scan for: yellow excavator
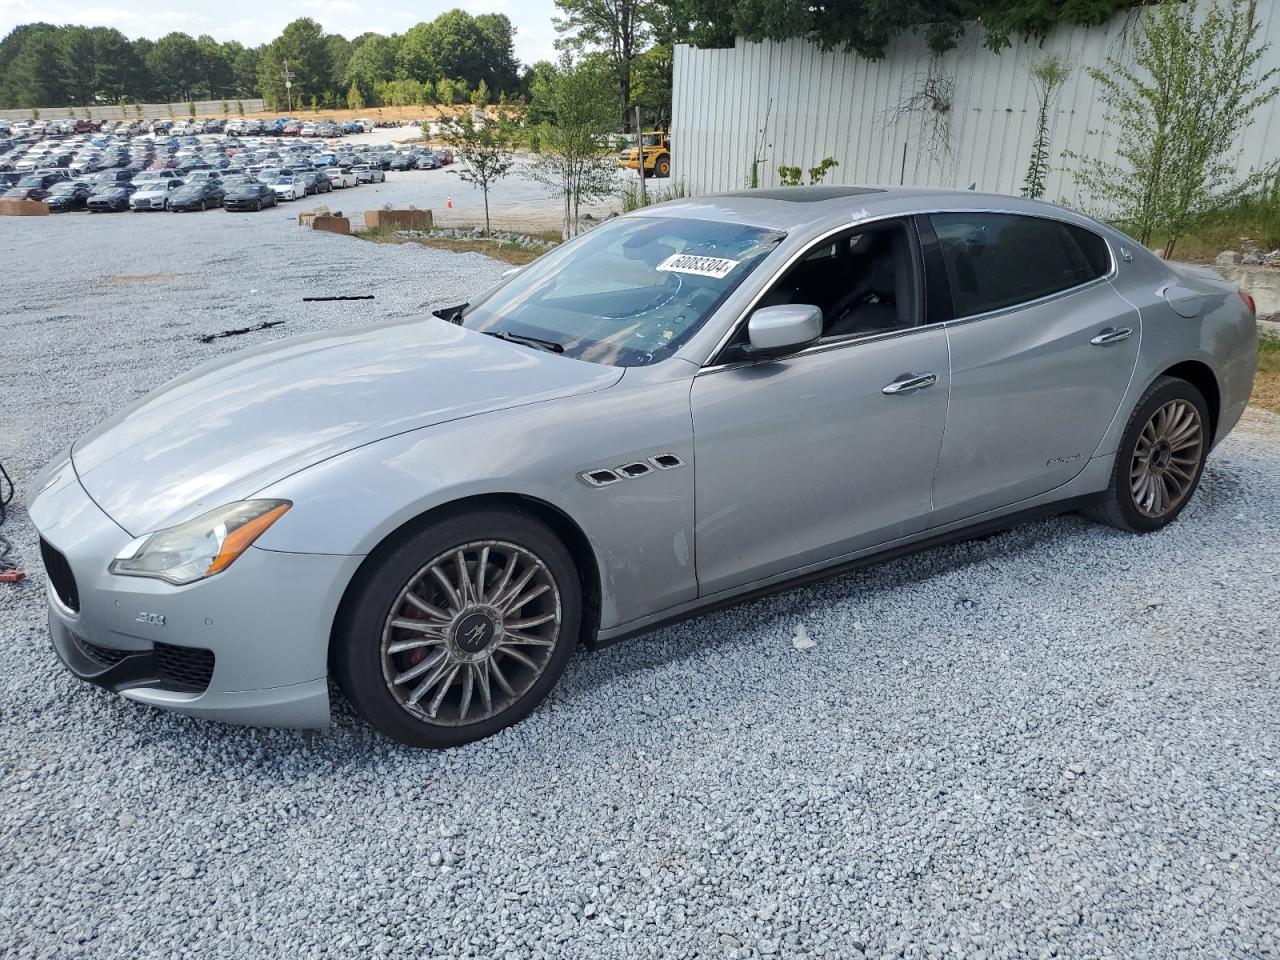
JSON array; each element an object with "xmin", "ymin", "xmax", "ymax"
[{"xmin": 619, "ymin": 130, "xmax": 672, "ymax": 178}]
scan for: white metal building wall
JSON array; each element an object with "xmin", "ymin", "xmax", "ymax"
[{"xmin": 671, "ymin": 1, "xmax": 1280, "ymax": 209}]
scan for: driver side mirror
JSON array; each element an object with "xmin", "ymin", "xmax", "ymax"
[{"xmin": 741, "ymin": 304, "xmax": 823, "ymax": 359}]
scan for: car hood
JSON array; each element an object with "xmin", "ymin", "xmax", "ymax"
[{"xmin": 71, "ymin": 318, "xmax": 623, "ymax": 535}]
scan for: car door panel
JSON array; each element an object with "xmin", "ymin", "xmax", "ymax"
[
  {"xmin": 930, "ymin": 281, "xmax": 1140, "ymax": 525},
  {"xmin": 690, "ymin": 329, "xmax": 950, "ymax": 595}
]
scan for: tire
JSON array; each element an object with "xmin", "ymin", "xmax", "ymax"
[
  {"xmin": 1083, "ymin": 375, "xmax": 1211, "ymax": 533},
  {"xmin": 253, "ymin": 200, "xmax": 262, "ymax": 211},
  {"xmin": 333, "ymin": 508, "xmax": 582, "ymax": 748},
  {"xmin": 199, "ymin": 199, "xmax": 206, "ymax": 211},
  {"xmin": 656, "ymin": 154, "xmax": 671, "ymax": 177}
]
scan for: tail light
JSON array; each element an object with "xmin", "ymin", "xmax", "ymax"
[{"xmin": 1240, "ymin": 290, "xmax": 1256, "ymax": 316}]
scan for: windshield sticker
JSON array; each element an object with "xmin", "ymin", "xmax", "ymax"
[{"xmin": 656, "ymin": 254, "xmax": 741, "ymax": 279}]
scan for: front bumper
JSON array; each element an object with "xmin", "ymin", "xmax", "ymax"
[
  {"xmin": 28, "ymin": 457, "xmax": 364, "ymax": 729},
  {"xmin": 132, "ymin": 197, "xmax": 167, "ymax": 210}
]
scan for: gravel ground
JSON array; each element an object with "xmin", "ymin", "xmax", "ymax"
[{"xmin": 2, "ymin": 210, "xmax": 1280, "ymax": 960}]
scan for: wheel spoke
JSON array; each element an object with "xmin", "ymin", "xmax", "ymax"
[
  {"xmin": 426, "ymin": 665, "xmax": 460, "ymax": 718},
  {"xmin": 407, "ymin": 656, "xmax": 455, "ymax": 706},
  {"xmin": 475, "ymin": 546, "xmax": 490, "ymax": 601},
  {"xmin": 458, "ymin": 664, "xmax": 475, "ymax": 721},
  {"xmin": 502, "ymin": 632, "xmax": 556, "ymax": 649},
  {"xmin": 430, "ymin": 565, "xmax": 462, "ymax": 613},
  {"xmin": 489, "ymin": 656, "xmax": 516, "ymax": 697},
  {"xmin": 403, "ymin": 592, "xmax": 450, "ymax": 621},
  {"xmin": 505, "ymin": 612, "xmax": 557, "ymax": 630},
  {"xmin": 485, "ymin": 555, "xmax": 517, "ymax": 604},
  {"xmin": 495, "ymin": 565, "xmax": 538, "ymax": 610},
  {"xmin": 476, "ymin": 659, "xmax": 493, "ymax": 713},
  {"xmin": 394, "ymin": 650, "xmax": 446, "ymax": 687},
  {"xmin": 387, "ymin": 636, "xmax": 447, "ymax": 655},
  {"xmin": 503, "ymin": 584, "xmax": 550, "ymax": 615},
  {"xmin": 390, "ymin": 617, "xmax": 448, "ymax": 636},
  {"xmin": 455, "ymin": 550, "xmax": 473, "ymax": 605},
  {"xmin": 499, "ymin": 646, "xmax": 540, "ymax": 671}
]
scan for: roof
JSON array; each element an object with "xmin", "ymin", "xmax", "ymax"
[{"xmin": 631, "ymin": 185, "xmax": 1101, "ymax": 236}]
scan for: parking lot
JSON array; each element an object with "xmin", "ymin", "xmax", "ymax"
[{"xmin": 2, "ymin": 208, "xmax": 1280, "ymax": 959}]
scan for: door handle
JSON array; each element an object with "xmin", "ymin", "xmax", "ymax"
[
  {"xmin": 1091, "ymin": 327, "xmax": 1133, "ymax": 346},
  {"xmin": 882, "ymin": 372, "xmax": 938, "ymax": 395}
]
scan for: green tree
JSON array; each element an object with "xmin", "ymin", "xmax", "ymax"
[
  {"xmin": 0, "ymin": 25, "xmax": 70, "ymax": 108},
  {"xmin": 188, "ymin": 99, "xmax": 196, "ymax": 117},
  {"xmin": 530, "ymin": 55, "xmax": 619, "ymax": 238},
  {"xmin": 436, "ymin": 76, "xmax": 456, "ymax": 106},
  {"xmin": 347, "ymin": 81, "xmax": 364, "ymax": 111},
  {"xmin": 1021, "ymin": 54, "xmax": 1070, "ymax": 200},
  {"xmin": 554, "ymin": 0, "xmax": 649, "ymax": 127},
  {"xmin": 147, "ymin": 32, "xmax": 202, "ymax": 101},
  {"xmin": 196, "ymin": 34, "xmax": 233, "ymax": 98},
  {"xmin": 344, "ymin": 33, "xmax": 397, "ymax": 103},
  {"xmin": 471, "ymin": 78, "xmax": 490, "ymax": 105},
  {"xmin": 258, "ymin": 18, "xmax": 332, "ymax": 111},
  {"xmin": 440, "ymin": 111, "xmax": 518, "ymax": 235},
  {"xmin": 1068, "ymin": 0, "xmax": 1280, "ymax": 257}
]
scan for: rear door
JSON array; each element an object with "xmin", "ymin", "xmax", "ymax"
[{"xmin": 922, "ymin": 212, "xmax": 1140, "ymax": 524}]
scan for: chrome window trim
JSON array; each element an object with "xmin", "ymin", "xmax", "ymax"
[
  {"xmin": 929, "ymin": 210, "xmax": 1118, "ymax": 327},
  {"xmin": 698, "ymin": 207, "xmax": 1117, "ymax": 372}
]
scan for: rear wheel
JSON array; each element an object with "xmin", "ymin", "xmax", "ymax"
[
  {"xmin": 333, "ymin": 509, "xmax": 581, "ymax": 748},
  {"xmin": 1084, "ymin": 376, "xmax": 1210, "ymax": 533},
  {"xmin": 655, "ymin": 153, "xmax": 671, "ymax": 177},
  {"xmin": 199, "ymin": 199, "xmax": 206, "ymax": 211}
]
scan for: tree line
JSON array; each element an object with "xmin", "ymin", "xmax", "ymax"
[{"xmin": 0, "ymin": 11, "xmax": 522, "ymax": 111}]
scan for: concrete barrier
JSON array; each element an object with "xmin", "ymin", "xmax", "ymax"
[
  {"xmin": 311, "ymin": 215, "xmax": 351, "ymax": 236},
  {"xmin": 0, "ymin": 199, "xmax": 49, "ymax": 216},
  {"xmin": 364, "ymin": 209, "xmax": 433, "ymax": 231}
]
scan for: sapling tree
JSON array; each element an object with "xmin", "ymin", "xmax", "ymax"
[
  {"xmin": 1068, "ymin": 0, "xmax": 1279, "ymax": 257},
  {"xmin": 1021, "ymin": 54, "xmax": 1070, "ymax": 200},
  {"xmin": 441, "ymin": 112, "xmax": 518, "ymax": 236},
  {"xmin": 529, "ymin": 56, "xmax": 620, "ymax": 239}
]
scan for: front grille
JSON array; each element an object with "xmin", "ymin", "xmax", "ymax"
[
  {"xmin": 39, "ymin": 538, "xmax": 79, "ymax": 612},
  {"xmin": 154, "ymin": 642, "xmax": 215, "ymax": 693},
  {"xmin": 77, "ymin": 636, "xmax": 132, "ymax": 667}
]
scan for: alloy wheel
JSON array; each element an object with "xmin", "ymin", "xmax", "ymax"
[
  {"xmin": 1130, "ymin": 398, "xmax": 1203, "ymax": 518},
  {"xmin": 380, "ymin": 540, "xmax": 562, "ymax": 727}
]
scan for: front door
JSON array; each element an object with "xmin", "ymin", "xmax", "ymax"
[{"xmin": 689, "ymin": 218, "xmax": 949, "ymax": 596}]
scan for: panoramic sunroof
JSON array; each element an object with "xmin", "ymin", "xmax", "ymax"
[{"xmin": 716, "ymin": 186, "xmax": 887, "ymax": 202}]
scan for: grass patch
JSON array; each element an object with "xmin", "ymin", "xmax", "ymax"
[
  {"xmin": 1254, "ymin": 334, "xmax": 1280, "ymax": 415},
  {"xmin": 1151, "ymin": 188, "xmax": 1280, "ymax": 262},
  {"xmin": 353, "ymin": 227, "xmax": 547, "ymax": 266}
]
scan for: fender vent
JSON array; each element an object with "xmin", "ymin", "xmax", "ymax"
[
  {"xmin": 618, "ymin": 462, "xmax": 653, "ymax": 478},
  {"xmin": 580, "ymin": 469, "xmax": 622, "ymax": 487},
  {"xmin": 649, "ymin": 454, "xmax": 684, "ymax": 470}
]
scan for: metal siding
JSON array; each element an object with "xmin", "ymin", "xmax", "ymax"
[{"xmin": 672, "ymin": 0, "xmax": 1280, "ymax": 208}]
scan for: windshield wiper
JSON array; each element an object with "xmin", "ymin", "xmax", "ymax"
[{"xmin": 481, "ymin": 329, "xmax": 565, "ymax": 354}]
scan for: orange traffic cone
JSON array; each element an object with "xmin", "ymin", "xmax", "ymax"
[{"xmin": 446, "ymin": 196, "xmax": 453, "ymax": 209}]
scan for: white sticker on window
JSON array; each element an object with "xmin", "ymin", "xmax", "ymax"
[{"xmin": 656, "ymin": 253, "xmax": 741, "ymax": 279}]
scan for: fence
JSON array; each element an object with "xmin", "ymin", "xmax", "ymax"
[
  {"xmin": 671, "ymin": 0, "xmax": 1280, "ymax": 208},
  {"xmin": 0, "ymin": 99, "xmax": 266, "ymax": 122}
]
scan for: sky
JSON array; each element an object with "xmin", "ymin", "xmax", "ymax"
[{"xmin": 0, "ymin": 0, "xmax": 563, "ymax": 65}]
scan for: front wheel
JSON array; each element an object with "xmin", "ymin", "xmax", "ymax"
[
  {"xmin": 333, "ymin": 509, "xmax": 581, "ymax": 748},
  {"xmin": 199, "ymin": 199, "xmax": 206, "ymax": 211},
  {"xmin": 655, "ymin": 153, "xmax": 671, "ymax": 177},
  {"xmin": 1084, "ymin": 375, "xmax": 1210, "ymax": 533}
]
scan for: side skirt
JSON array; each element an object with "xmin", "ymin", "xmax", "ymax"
[{"xmin": 589, "ymin": 496, "xmax": 1092, "ymax": 650}]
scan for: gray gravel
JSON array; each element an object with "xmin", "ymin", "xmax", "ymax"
[{"xmin": 2, "ymin": 210, "xmax": 1280, "ymax": 959}]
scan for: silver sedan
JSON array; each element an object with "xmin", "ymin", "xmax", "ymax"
[{"xmin": 29, "ymin": 187, "xmax": 1258, "ymax": 747}]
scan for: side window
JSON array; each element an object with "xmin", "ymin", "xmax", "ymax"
[
  {"xmin": 930, "ymin": 213, "xmax": 1111, "ymax": 317},
  {"xmin": 749, "ymin": 220, "xmax": 918, "ymax": 341}
]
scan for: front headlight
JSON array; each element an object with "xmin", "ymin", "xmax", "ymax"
[{"xmin": 110, "ymin": 500, "xmax": 291, "ymax": 585}]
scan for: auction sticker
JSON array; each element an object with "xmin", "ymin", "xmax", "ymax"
[{"xmin": 656, "ymin": 253, "xmax": 741, "ymax": 279}]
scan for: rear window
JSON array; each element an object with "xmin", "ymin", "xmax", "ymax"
[{"xmin": 930, "ymin": 213, "xmax": 1111, "ymax": 317}]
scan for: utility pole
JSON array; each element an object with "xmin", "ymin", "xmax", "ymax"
[
  {"xmin": 634, "ymin": 105, "xmax": 646, "ymax": 207},
  {"xmin": 281, "ymin": 60, "xmax": 295, "ymax": 113}
]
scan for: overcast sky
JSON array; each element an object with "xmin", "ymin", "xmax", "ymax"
[{"xmin": 0, "ymin": 0, "xmax": 563, "ymax": 65}]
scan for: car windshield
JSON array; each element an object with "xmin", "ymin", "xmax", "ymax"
[{"xmin": 462, "ymin": 216, "xmax": 783, "ymax": 367}]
